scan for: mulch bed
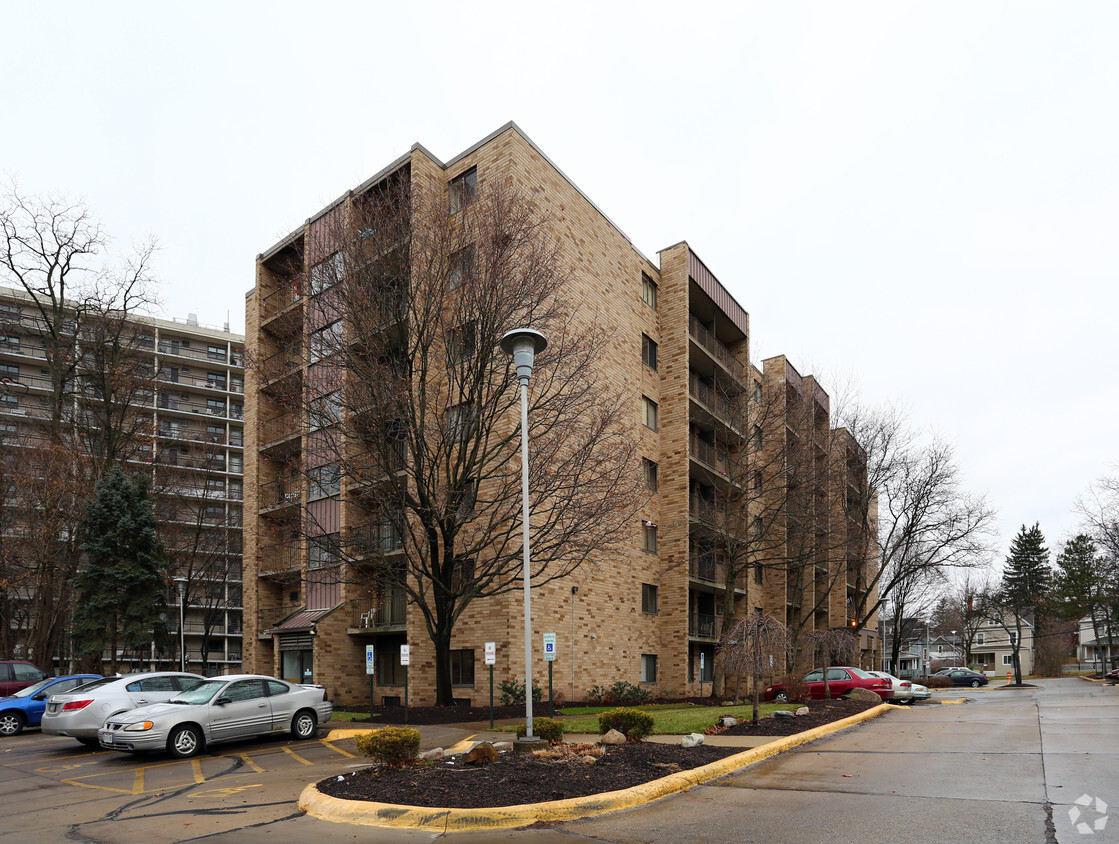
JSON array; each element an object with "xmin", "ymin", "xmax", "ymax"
[
  {"xmin": 318, "ymin": 742, "xmax": 742, "ymax": 808},
  {"xmin": 318, "ymin": 697, "xmax": 880, "ymax": 809}
]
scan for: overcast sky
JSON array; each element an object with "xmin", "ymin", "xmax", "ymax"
[{"xmin": 3, "ymin": 1, "xmax": 1115, "ymax": 562}]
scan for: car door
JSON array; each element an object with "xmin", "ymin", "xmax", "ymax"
[
  {"xmin": 264, "ymin": 680, "xmax": 298, "ymax": 731},
  {"xmin": 124, "ymin": 675, "xmax": 180, "ymax": 708},
  {"xmin": 827, "ymin": 668, "xmax": 856, "ymax": 697},
  {"xmin": 208, "ymin": 680, "xmax": 271, "ymax": 743},
  {"xmin": 0, "ymin": 664, "xmax": 13, "ymax": 697},
  {"xmin": 28, "ymin": 678, "xmax": 87, "ymax": 725},
  {"xmin": 803, "ymin": 670, "xmax": 824, "ymax": 699}
]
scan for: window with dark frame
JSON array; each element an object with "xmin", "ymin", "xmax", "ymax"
[
  {"xmin": 641, "ymin": 334, "xmax": 658, "ymax": 370},
  {"xmin": 310, "ymin": 251, "xmax": 343, "ymax": 296},
  {"xmin": 641, "ymin": 654, "xmax": 657, "ymax": 683},
  {"xmin": 449, "ymin": 167, "xmax": 477, "ymax": 214},
  {"xmin": 450, "ymin": 649, "xmax": 476, "ymax": 685},
  {"xmin": 642, "ymin": 396, "xmax": 658, "ymax": 431},
  {"xmin": 641, "ymin": 273, "xmax": 658, "ymax": 310},
  {"xmin": 642, "ymin": 522, "xmax": 657, "ymax": 553},
  {"xmin": 448, "ymin": 246, "xmax": 475, "ymax": 289},
  {"xmin": 641, "ymin": 583, "xmax": 658, "ymax": 614},
  {"xmin": 448, "ymin": 321, "xmax": 477, "ymax": 363},
  {"xmin": 642, "ymin": 458, "xmax": 658, "ymax": 491}
]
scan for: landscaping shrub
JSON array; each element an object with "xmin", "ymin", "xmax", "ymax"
[
  {"xmin": 781, "ymin": 674, "xmax": 809, "ymax": 702},
  {"xmin": 353, "ymin": 727, "xmax": 420, "ymax": 767},
  {"xmin": 922, "ymin": 676, "xmax": 953, "ymax": 688},
  {"xmin": 597, "ymin": 707, "xmax": 655, "ymax": 741},
  {"xmin": 499, "ymin": 678, "xmax": 543, "ymax": 706},
  {"xmin": 587, "ymin": 684, "xmax": 610, "ymax": 705},
  {"xmin": 587, "ymin": 681, "xmax": 652, "ymax": 706},
  {"xmin": 515, "ymin": 717, "xmax": 564, "ymax": 743}
]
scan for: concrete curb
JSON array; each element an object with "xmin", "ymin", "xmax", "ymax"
[
  {"xmin": 299, "ymin": 702, "xmax": 898, "ymax": 831},
  {"xmin": 324, "ymin": 728, "xmax": 380, "ymax": 741}
]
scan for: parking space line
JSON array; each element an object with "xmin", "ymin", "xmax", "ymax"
[
  {"xmin": 133, "ymin": 768, "xmax": 144, "ymax": 794},
  {"xmin": 281, "ymin": 746, "xmax": 312, "ymax": 766},
  {"xmin": 320, "ymin": 739, "xmax": 356, "ymax": 759},
  {"xmin": 190, "ymin": 759, "xmax": 205, "ymax": 783},
  {"xmin": 237, "ymin": 753, "xmax": 265, "ymax": 773}
]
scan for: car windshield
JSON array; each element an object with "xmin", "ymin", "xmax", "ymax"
[
  {"xmin": 168, "ymin": 680, "xmax": 226, "ymax": 705},
  {"xmin": 849, "ymin": 668, "xmax": 876, "ymax": 679},
  {"xmin": 12, "ymin": 678, "xmax": 54, "ymax": 699}
]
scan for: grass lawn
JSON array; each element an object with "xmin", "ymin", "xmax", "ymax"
[
  {"xmin": 330, "ymin": 710, "xmax": 381, "ymax": 723},
  {"xmin": 497, "ymin": 703, "xmax": 797, "ymax": 735}
]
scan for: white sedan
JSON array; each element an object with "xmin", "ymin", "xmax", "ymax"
[
  {"xmin": 866, "ymin": 671, "xmax": 915, "ymax": 703},
  {"xmin": 97, "ymin": 674, "xmax": 333, "ymax": 758}
]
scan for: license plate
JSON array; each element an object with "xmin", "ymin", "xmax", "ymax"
[
  {"xmin": 48, "ymin": 703, "xmax": 58, "ymax": 713},
  {"xmin": 98, "ymin": 729, "xmax": 112, "ymax": 744}
]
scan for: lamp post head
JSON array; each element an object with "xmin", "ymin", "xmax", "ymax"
[
  {"xmin": 173, "ymin": 576, "xmax": 187, "ymax": 594},
  {"xmin": 500, "ymin": 328, "xmax": 547, "ymax": 385}
]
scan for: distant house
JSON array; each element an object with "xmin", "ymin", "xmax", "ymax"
[
  {"xmin": 885, "ymin": 616, "xmax": 1035, "ymax": 678},
  {"xmin": 970, "ymin": 615, "xmax": 1034, "ymax": 676},
  {"xmin": 1077, "ymin": 617, "xmax": 1118, "ymax": 671}
]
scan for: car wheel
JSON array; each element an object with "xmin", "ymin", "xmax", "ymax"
[
  {"xmin": 970, "ymin": 680, "xmax": 981, "ymax": 688},
  {"xmin": 0, "ymin": 711, "xmax": 25, "ymax": 737},
  {"xmin": 168, "ymin": 725, "xmax": 202, "ymax": 758},
  {"xmin": 773, "ymin": 690, "xmax": 790, "ymax": 703},
  {"xmin": 291, "ymin": 709, "xmax": 317, "ymax": 740}
]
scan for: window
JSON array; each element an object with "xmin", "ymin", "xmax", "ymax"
[
  {"xmin": 976, "ymin": 633, "xmax": 985, "ymax": 645},
  {"xmin": 230, "ymin": 429, "xmax": 243, "ymax": 447},
  {"xmin": 0, "ymin": 393, "xmax": 17, "ymax": 409},
  {"xmin": 754, "ymin": 381, "xmax": 762, "ymax": 403},
  {"xmin": 309, "ymin": 533, "xmax": 341, "ymax": 569},
  {"xmin": 230, "ymin": 455, "xmax": 243, "ymax": 473},
  {"xmin": 205, "ymin": 478, "xmax": 225, "ymax": 493},
  {"xmin": 0, "ymin": 303, "xmax": 21, "ymax": 319},
  {"xmin": 310, "ymin": 391, "xmax": 342, "ymax": 430},
  {"xmin": 448, "ymin": 321, "xmax": 477, "ymax": 363},
  {"xmin": 225, "ymin": 680, "xmax": 266, "ymax": 702},
  {"xmin": 231, "ymin": 403, "xmax": 243, "ymax": 420},
  {"xmin": 460, "ymin": 478, "xmax": 478, "ymax": 516},
  {"xmin": 206, "ymin": 399, "xmax": 227, "ymax": 417},
  {"xmin": 753, "ymin": 470, "xmax": 762, "ymax": 491},
  {"xmin": 641, "ymin": 654, "xmax": 658, "ymax": 683},
  {"xmin": 136, "ymin": 332, "xmax": 154, "ymax": 349},
  {"xmin": 1003, "ymin": 655, "xmax": 1014, "ymax": 666},
  {"xmin": 204, "ymin": 504, "xmax": 225, "ymax": 521},
  {"xmin": 450, "ymin": 649, "xmax": 475, "ymax": 685},
  {"xmin": 641, "ymin": 273, "xmax": 657, "ymax": 310},
  {"xmin": 1009, "ymin": 632, "xmax": 1018, "ymax": 646},
  {"xmin": 642, "ymin": 522, "xmax": 657, "ymax": 553},
  {"xmin": 448, "ymin": 167, "xmax": 477, "ymax": 213},
  {"xmin": 448, "ymin": 246, "xmax": 475, "ymax": 289},
  {"xmin": 310, "ymin": 321, "xmax": 343, "ymax": 363},
  {"xmin": 310, "ymin": 251, "xmax": 343, "ymax": 296},
  {"xmin": 641, "ymin": 583, "xmax": 658, "ymax": 614},
  {"xmin": 0, "ymin": 335, "xmax": 20, "ymax": 351},
  {"xmin": 0, "ymin": 364, "xmax": 18, "ymax": 380},
  {"xmin": 207, "ymin": 344, "xmax": 225, "ymax": 361},
  {"xmin": 753, "ymin": 425, "xmax": 762, "ymax": 450},
  {"xmin": 642, "ymin": 458, "xmax": 658, "ymax": 491},
  {"xmin": 642, "ymin": 397, "xmax": 658, "ymax": 431},
  {"xmin": 446, "ymin": 402, "xmax": 476, "ymax": 441},
  {"xmin": 377, "ymin": 644, "xmax": 406, "ymax": 685},
  {"xmin": 206, "ymin": 372, "xmax": 227, "ymax": 390},
  {"xmin": 309, "ymin": 463, "xmax": 341, "ymax": 500},
  {"xmin": 641, "ymin": 334, "xmax": 658, "ymax": 371},
  {"xmin": 754, "ymin": 564, "xmax": 764, "ymax": 585}
]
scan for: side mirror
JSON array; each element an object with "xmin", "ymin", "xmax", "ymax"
[
  {"xmin": 215, "ymin": 696, "xmax": 232, "ymax": 706},
  {"xmin": 33, "ymin": 693, "xmax": 49, "ymax": 701}
]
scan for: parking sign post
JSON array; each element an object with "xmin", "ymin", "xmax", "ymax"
[
  {"xmin": 543, "ymin": 633, "xmax": 556, "ymax": 718},
  {"xmin": 366, "ymin": 645, "xmax": 375, "ymax": 719},
  {"xmin": 485, "ymin": 642, "xmax": 496, "ymax": 728},
  {"xmin": 400, "ymin": 645, "xmax": 410, "ymax": 724}
]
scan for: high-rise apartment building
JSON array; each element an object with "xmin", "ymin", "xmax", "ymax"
[
  {"xmin": 0, "ymin": 285, "xmax": 244, "ymax": 673},
  {"xmin": 244, "ymin": 123, "xmax": 877, "ymax": 706}
]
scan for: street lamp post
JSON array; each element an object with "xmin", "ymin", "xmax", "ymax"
[
  {"xmin": 500, "ymin": 328, "xmax": 547, "ymax": 745},
  {"xmin": 174, "ymin": 577, "xmax": 187, "ymax": 672}
]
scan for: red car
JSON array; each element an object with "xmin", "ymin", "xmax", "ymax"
[{"xmin": 765, "ymin": 667, "xmax": 892, "ymax": 702}]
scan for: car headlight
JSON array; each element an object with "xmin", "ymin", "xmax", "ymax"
[{"xmin": 123, "ymin": 721, "xmax": 155, "ymax": 732}]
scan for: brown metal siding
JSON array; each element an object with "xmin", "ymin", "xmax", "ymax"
[{"xmin": 689, "ymin": 250, "xmax": 749, "ymax": 337}]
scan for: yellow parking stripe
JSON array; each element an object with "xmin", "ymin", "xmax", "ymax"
[
  {"xmin": 238, "ymin": 753, "xmax": 265, "ymax": 773},
  {"xmin": 445, "ymin": 734, "xmax": 478, "ymax": 754},
  {"xmin": 281, "ymin": 746, "xmax": 312, "ymax": 766},
  {"xmin": 320, "ymin": 740, "xmax": 356, "ymax": 759},
  {"xmin": 190, "ymin": 759, "xmax": 205, "ymax": 783},
  {"xmin": 133, "ymin": 768, "xmax": 144, "ymax": 794}
]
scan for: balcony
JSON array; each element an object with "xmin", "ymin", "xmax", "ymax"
[
  {"xmin": 348, "ymin": 591, "xmax": 407, "ymax": 631},
  {"xmin": 158, "ymin": 342, "xmax": 241, "ymax": 367},
  {"xmin": 260, "ymin": 411, "xmax": 301, "ymax": 449},
  {"xmin": 259, "ymin": 544, "xmax": 301, "ymax": 577},
  {"xmin": 688, "ymin": 315, "xmax": 745, "ymax": 382},
  {"xmin": 260, "ymin": 477, "xmax": 302, "ymax": 511},
  {"xmin": 690, "ymin": 435, "xmax": 729, "ymax": 477},
  {"xmin": 688, "ymin": 612, "xmax": 717, "ymax": 640},
  {"xmin": 158, "ymin": 394, "xmax": 232, "ymax": 418},
  {"xmin": 257, "ymin": 603, "xmax": 301, "ymax": 633},
  {"xmin": 260, "ymin": 280, "xmax": 303, "ymax": 321},
  {"xmin": 688, "ymin": 373, "xmax": 737, "ymax": 423},
  {"xmin": 350, "ymin": 521, "xmax": 404, "ymax": 557},
  {"xmin": 261, "ymin": 342, "xmax": 303, "ymax": 383}
]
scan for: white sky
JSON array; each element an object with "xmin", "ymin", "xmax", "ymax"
[{"xmin": 3, "ymin": 1, "xmax": 1116, "ymax": 561}]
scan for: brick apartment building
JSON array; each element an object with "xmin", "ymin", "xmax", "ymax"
[
  {"xmin": 0, "ymin": 285, "xmax": 245, "ymax": 673},
  {"xmin": 244, "ymin": 122, "xmax": 878, "ymax": 706}
]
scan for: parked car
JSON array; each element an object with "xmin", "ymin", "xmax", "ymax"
[
  {"xmin": 1103, "ymin": 668, "xmax": 1118, "ymax": 685},
  {"xmin": 41, "ymin": 672, "xmax": 205, "ymax": 745},
  {"xmin": 866, "ymin": 671, "xmax": 914, "ymax": 703},
  {"xmin": 940, "ymin": 669, "xmax": 989, "ymax": 688},
  {"xmin": 0, "ymin": 674, "xmax": 100, "ymax": 736},
  {"xmin": 0, "ymin": 660, "xmax": 50, "ymax": 697},
  {"xmin": 910, "ymin": 681, "xmax": 931, "ymax": 701},
  {"xmin": 97, "ymin": 674, "xmax": 333, "ymax": 758},
  {"xmin": 765, "ymin": 667, "xmax": 892, "ymax": 702}
]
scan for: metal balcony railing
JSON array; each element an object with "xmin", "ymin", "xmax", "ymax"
[
  {"xmin": 349, "ymin": 591, "xmax": 407, "ymax": 629},
  {"xmin": 689, "ymin": 612, "xmax": 717, "ymax": 639},
  {"xmin": 690, "ymin": 435, "xmax": 729, "ymax": 476},
  {"xmin": 688, "ymin": 315, "xmax": 745, "ymax": 382}
]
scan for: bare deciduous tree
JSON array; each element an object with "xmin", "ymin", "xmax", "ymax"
[{"xmin": 718, "ymin": 612, "xmax": 789, "ymax": 723}]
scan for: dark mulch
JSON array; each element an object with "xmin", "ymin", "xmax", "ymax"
[
  {"xmin": 319, "ymin": 742, "xmax": 741, "ymax": 809},
  {"xmin": 719, "ymin": 698, "xmax": 878, "ymax": 736},
  {"xmin": 342, "ymin": 703, "xmax": 530, "ymax": 726}
]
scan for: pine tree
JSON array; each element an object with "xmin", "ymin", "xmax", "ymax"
[
  {"xmin": 998, "ymin": 523, "xmax": 1051, "ymax": 684},
  {"xmin": 72, "ymin": 467, "xmax": 169, "ymax": 673},
  {"xmin": 1053, "ymin": 534, "xmax": 1109, "ymax": 673}
]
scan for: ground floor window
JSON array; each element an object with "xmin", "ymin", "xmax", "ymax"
[
  {"xmin": 281, "ymin": 649, "xmax": 313, "ymax": 684},
  {"xmin": 450, "ymin": 649, "xmax": 475, "ymax": 686},
  {"xmin": 376, "ymin": 637, "xmax": 407, "ymax": 685},
  {"xmin": 1003, "ymin": 654, "xmax": 1015, "ymax": 666},
  {"xmin": 641, "ymin": 654, "xmax": 657, "ymax": 683},
  {"xmin": 973, "ymin": 652, "xmax": 995, "ymax": 668}
]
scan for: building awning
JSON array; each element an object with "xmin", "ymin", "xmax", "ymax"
[{"xmin": 269, "ymin": 606, "xmax": 335, "ymax": 634}]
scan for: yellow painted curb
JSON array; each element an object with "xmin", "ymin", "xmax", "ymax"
[
  {"xmin": 324, "ymin": 728, "xmax": 380, "ymax": 742},
  {"xmin": 299, "ymin": 703, "xmax": 897, "ymax": 831},
  {"xmin": 938, "ymin": 698, "xmax": 968, "ymax": 705}
]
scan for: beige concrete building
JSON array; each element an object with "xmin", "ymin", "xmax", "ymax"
[
  {"xmin": 0, "ymin": 285, "xmax": 244, "ymax": 673},
  {"xmin": 244, "ymin": 123, "xmax": 876, "ymax": 706}
]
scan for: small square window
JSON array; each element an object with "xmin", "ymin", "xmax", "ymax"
[
  {"xmin": 641, "ymin": 654, "xmax": 657, "ymax": 683},
  {"xmin": 754, "ymin": 564, "xmax": 764, "ymax": 585},
  {"xmin": 976, "ymin": 633, "xmax": 985, "ymax": 645},
  {"xmin": 641, "ymin": 334, "xmax": 658, "ymax": 371},
  {"xmin": 642, "ymin": 458, "xmax": 658, "ymax": 491},
  {"xmin": 641, "ymin": 273, "xmax": 658, "ymax": 310},
  {"xmin": 642, "ymin": 523, "xmax": 657, "ymax": 553},
  {"xmin": 642, "ymin": 397, "xmax": 658, "ymax": 431},
  {"xmin": 641, "ymin": 583, "xmax": 658, "ymax": 614},
  {"xmin": 449, "ymin": 167, "xmax": 477, "ymax": 214},
  {"xmin": 448, "ymin": 246, "xmax": 475, "ymax": 289},
  {"xmin": 1002, "ymin": 654, "xmax": 1013, "ymax": 666}
]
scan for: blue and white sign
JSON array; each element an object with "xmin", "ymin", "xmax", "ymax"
[
  {"xmin": 365, "ymin": 645, "xmax": 375, "ymax": 675},
  {"xmin": 543, "ymin": 632, "xmax": 557, "ymax": 662}
]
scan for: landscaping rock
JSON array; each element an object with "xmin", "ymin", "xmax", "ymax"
[
  {"xmin": 464, "ymin": 742, "xmax": 498, "ymax": 766},
  {"xmin": 419, "ymin": 748, "xmax": 444, "ymax": 762},
  {"xmin": 681, "ymin": 733, "xmax": 705, "ymax": 748},
  {"xmin": 581, "ymin": 755, "xmax": 597, "ymax": 765},
  {"xmin": 773, "ymin": 709, "xmax": 796, "ymax": 719},
  {"xmin": 719, "ymin": 716, "xmax": 739, "ymax": 728},
  {"xmin": 600, "ymin": 729, "xmax": 627, "ymax": 745},
  {"xmin": 795, "ymin": 707, "xmax": 810, "ymax": 716},
  {"xmin": 652, "ymin": 762, "xmax": 683, "ymax": 773},
  {"xmin": 844, "ymin": 688, "xmax": 881, "ymax": 703},
  {"xmin": 493, "ymin": 741, "xmax": 513, "ymax": 752}
]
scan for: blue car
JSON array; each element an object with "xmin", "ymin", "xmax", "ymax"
[{"xmin": 0, "ymin": 674, "xmax": 100, "ymax": 736}]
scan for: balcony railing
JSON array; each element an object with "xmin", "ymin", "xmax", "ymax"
[
  {"xmin": 350, "ymin": 521, "xmax": 404, "ymax": 556},
  {"xmin": 259, "ymin": 544, "xmax": 301, "ymax": 575},
  {"xmin": 158, "ymin": 369, "xmax": 244, "ymax": 394},
  {"xmin": 688, "ymin": 315, "xmax": 745, "ymax": 382},
  {"xmin": 690, "ymin": 435, "xmax": 729, "ymax": 476},
  {"xmin": 348, "ymin": 592, "xmax": 407, "ymax": 630},
  {"xmin": 258, "ymin": 603, "xmax": 301, "ymax": 632},
  {"xmin": 261, "ymin": 280, "xmax": 303, "ymax": 320},
  {"xmin": 261, "ymin": 342, "xmax": 303, "ymax": 382},
  {"xmin": 261, "ymin": 411, "xmax": 300, "ymax": 446},
  {"xmin": 260, "ymin": 477, "xmax": 302, "ymax": 510},
  {"xmin": 689, "ymin": 612, "xmax": 717, "ymax": 639},
  {"xmin": 158, "ymin": 394, "xmax": 233, "ymax": 417},
  {"xmin": 688, "ymin": 554, "xmax": 747, "ymax": 590},
  {"xmin": 157, "ymin": 342, "xmax": 242, "ymax": 367},
  {"xmin": 688, "ymin": 373, "xmax": 737, "ymax": 422}
]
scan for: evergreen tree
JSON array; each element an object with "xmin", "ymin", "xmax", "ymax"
[
  {"xmin": 72, "ymin": 467, "xmax": 168, "ymax": 673},
  {"xmin": 997, "ymin": 523, "xmax": 1051, "ymax": 684},
  {"xmin": 1053, "ymin": 534, "xmax": 1111, "ymax": 672}
]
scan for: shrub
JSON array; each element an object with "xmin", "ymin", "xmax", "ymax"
[
  {"xmin": 587, "ymin": 681, "xmax": 652, "ymax": 706},
  {"xmin": 515, "ymin": 717, "xmax": 564, "ymax": 743},
  {"xmin": 353, "ymin": 727, "xmax": 420, "ymax": 767},
  {"xmin": 499, "ymin": 679, "xmax": 543, "ymax": 706},
  {"xmin": 780, "ymin": 674, "xmax": 809, "ymax": 702},
  {"xmin": 922, "ymin": 676, "xmax": 953, "ymax": 688},
  {"xmin": 597, "ymin": 707, "xmax": 655, "ymax": 741}
]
